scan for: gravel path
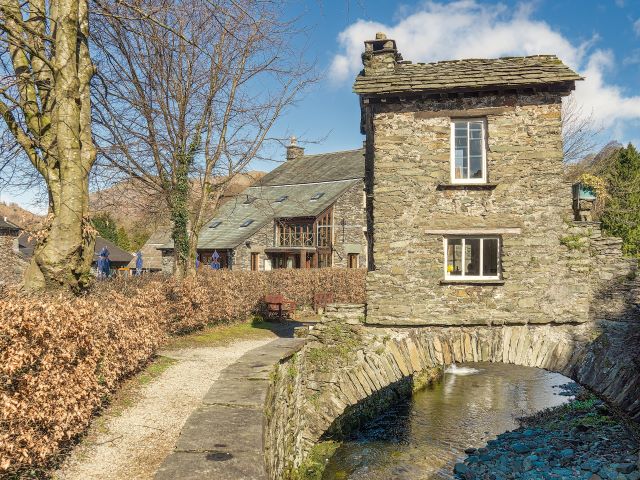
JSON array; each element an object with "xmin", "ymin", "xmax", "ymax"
[{"xmin": 54, "ymin": 338, "xmax": 274, "ymax": 480}]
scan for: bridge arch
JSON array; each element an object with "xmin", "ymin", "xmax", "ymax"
[{"xmin": 264, "ymin": 308, "xmax": 639, "ymax": 479}]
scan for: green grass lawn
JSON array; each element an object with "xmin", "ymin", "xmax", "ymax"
[{"xmin": 163, "ymin": 317, "xmax": 283, "ymax": 350}]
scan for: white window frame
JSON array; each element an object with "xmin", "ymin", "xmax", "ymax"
[
  {"xmin": 443, "ymin": 236, "xmax": 501, "ymax": 280},
  {"xmin": 450, "ymin": 118, "xmax": 487, "ymax": 184}
]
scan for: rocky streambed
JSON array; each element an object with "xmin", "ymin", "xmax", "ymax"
[{"xmin": 454, "ymin": 386, "xmax": 639, "ymax": 480}]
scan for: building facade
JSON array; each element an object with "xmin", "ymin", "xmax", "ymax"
[
  {"xmin": 355, "ymin": 33, "xmax": 598, "ymax": 326},
  {"xmin": 161, "ymin": 144, "xmax": 367, "ymax": 272}
]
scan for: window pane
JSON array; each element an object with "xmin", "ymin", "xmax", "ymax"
[
  {"xmin": 483, "ymin": 238, "xmax": 499, "ymax": 276},
  {"xmin": 470, "ymin": 155, "xmax": 483, "ymax": 179},
  {"xmin": 465, "ymin": 238, "xmax": 481, "ymax": 276},
  {"xmin": 455, "ymin": 146, "xmax": 467, "ymax": 179},
  {"xmin": 455, "ymin": 123, "xmax": 467, "ymax": 135},
  {"xmin": 447, "ymin": 239, "xmax": 463, "ymax": 275},
  {"xmin": 469, "ymin": 122, "xmax": 483, "ymax": 139}
]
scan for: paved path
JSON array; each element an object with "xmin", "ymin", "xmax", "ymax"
[
  {"xmin": 54, "ymin": 339, "xmax": 275, "ymax": 480},
  {"xmin": 155, "ymin": 337, "xmax": 306, "ymax": 480}
]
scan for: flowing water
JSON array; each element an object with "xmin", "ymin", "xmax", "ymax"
[{"xmin": 322, "ymin": 362, "xmax": 575, "ymax": 480}]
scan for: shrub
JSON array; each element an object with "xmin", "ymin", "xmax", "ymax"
[{"xmin": 0, "ymin": 268, "xmax": 366, "ymax": 475}]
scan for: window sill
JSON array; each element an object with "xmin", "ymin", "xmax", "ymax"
[
  {"xmin": 437, "ymin": 183, "xmax": 498, "ymax": 191},
  {"xmin": 440, "ymin": 279, "xmax": 505, "ymax": 286}
]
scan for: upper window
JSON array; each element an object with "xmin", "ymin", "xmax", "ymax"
[
  {"xmin": 275, "ymin": 195, "xmax": 288, "ymax": 203},
  {"xmin": 209, "ymin": 220, "xmax": 222, "ymax": 229},
  {"xmin": 451, "ymin": 119, "xmax": 486, "ymax": 183},
  {"xmin": 240, "ymin": 219, "xmax": 254, "ymax": 228},
  {"xmin": 243, "ymin": 196, "xmax": 256, "ymax": 205},
  {"xmin": 444, "ymin": 236, "xmax": 500, "ymax": 280},
  {"xmin": 310, "ymin": 192, "xmax": 325, "ymax": 201}
]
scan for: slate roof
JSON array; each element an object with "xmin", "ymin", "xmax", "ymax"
[
  {"xmin": 258, "ymin": 149, "xmax": 364, "ymax": 186},
  {"xmin": 162, "ymin": 149, "xmax": 365, "ymax": 250},
  {"xmin": 353, "ymin": 55, "xmax": 582, "ymax": 96},
  {"xmin": 18, "ymin": 234, "xmax": 133, "ymax": 264},
  {"xmin": 0, "ymin": 218, "xmax": 21, "ymax": 232}
]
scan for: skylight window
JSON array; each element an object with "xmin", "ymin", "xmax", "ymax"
[
  {"xmin": 209, "ymin": 221, "xmax": 222, "ymax": 229},
  {"xmin": 240, "ymin": 219, "xmax": 254, "ymax": 228},
  {"xmin": 275, "ymin": 195, "xmax": 288, "ymax": 203},
  {"xmin": 310, "ymin": 192, "xmax": 325, "ymax": 201},
  {"xmin": 243, "ymin": 196, "xmax": 256, "ymax": 205}
]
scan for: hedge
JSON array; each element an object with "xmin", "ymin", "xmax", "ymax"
[{"xmin": 0, "ymin": 268, "xmax": 365, "ymax": 476}]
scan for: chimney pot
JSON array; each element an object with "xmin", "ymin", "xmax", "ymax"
[
  {"xmin": 362, "ymin": 33, "xmax": 401, "ymax": 76},
  {"xmin": 286, "ymin": 136, "xmax": 304, "ymax": 161}
]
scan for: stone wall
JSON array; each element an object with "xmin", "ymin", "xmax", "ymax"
[
  {"xmin": 331, "ymin": 181, "xmax": 367, "ymax": 268},
  {"xmin": 232, "ymin": 221, "xmax": 275, "ymax": 271},
  {"xmin": 0, "ymin": 233, "xmax": 27, "ymax": 286},
  {"xmin": 363, "ymin": 92, "xmax": 625, "ymax": 326},
  {"xmin": 265, "ymin": 304, "xmax": 640, "ymax": 479}
]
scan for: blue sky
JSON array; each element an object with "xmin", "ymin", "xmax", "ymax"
[
  {"xmin": 270, "ymin": 0, "xmax": 640, "ymax": 157},
  {"xmin": 2, "ymin": 0, "xmax": 639, "ymax": 211}
]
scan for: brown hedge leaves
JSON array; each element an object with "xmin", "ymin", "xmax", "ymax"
[{"xmin": 0, "ymin": 268, "xmax": 365, "ymax": 475}]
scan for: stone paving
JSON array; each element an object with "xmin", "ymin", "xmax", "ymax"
[{"xmin": 155, "ymin": 337, "xmax": 306, "ymax": 480}]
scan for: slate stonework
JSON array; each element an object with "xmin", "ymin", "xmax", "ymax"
[{"xmin": 363, "ymin": 92, "xmax": 609, "ymax": 326}]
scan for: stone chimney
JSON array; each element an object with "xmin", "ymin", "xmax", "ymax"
[
  {"xmin": 362, "ymin": 32, "xmax": 401, "ymax": 76},
  {"xmin": 286, "ymin": 136, "xmax": 304, "ymax": 161}
]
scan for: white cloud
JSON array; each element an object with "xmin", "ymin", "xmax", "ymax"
[
  {"xmin": 634, "ymin": 18, "xmax": 640, "ymax": 36},
  {"xmin": 329, "ymin": 0, "xmax": 640, "ymax": 140}
]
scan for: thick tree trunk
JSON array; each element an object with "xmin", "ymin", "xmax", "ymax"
[{"xmin": 21, "ymin": 0, "xmax": 97, "ymax": 291}]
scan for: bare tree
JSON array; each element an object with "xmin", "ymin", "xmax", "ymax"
[
  {"xmin": 92, "ymin": 0, "xmax": 313, "ymax": 277},
  {"xmin": 0, "ymin": 0, "xmax": 97, "ymax": 290},
  {"xmin": 562, "ymin": 94, "xmax": 602, "ymax": 164}
]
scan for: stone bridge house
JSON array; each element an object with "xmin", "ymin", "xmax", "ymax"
[{"xmin": 263, "ymin": 34, "xmax": 640, "ymax": 479}]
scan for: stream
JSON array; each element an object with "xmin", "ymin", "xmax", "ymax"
[{"xmin": 322, "ymin": 362, "xmax": 575, "ymax": 479}]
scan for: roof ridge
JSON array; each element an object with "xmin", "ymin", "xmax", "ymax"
[{"xmin": 300, "ymin": 147, "xmax": 364, "ymax": 158}]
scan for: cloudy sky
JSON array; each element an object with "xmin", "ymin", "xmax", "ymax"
[
  {"xmin": 2, "ymin": 0, "xmax": 639, "ymax": 210},
  {"xmin": 274, "ymin": 0, "xmax": 640, "ymax": 156}
]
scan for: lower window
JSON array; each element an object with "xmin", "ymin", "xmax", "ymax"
[
  {"xmin": 348, "ymin": 253, "xmax": 359, "ymax": 269},
  {"xmin": 444, "ymin": 237, "xmax": 500, "ymax": 279}
]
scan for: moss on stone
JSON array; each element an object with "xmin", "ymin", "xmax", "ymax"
[{"xmin": 292, "ymin": 440, "xmax": 341, "ymax": 480}]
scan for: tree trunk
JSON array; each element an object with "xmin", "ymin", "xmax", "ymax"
[
  {"xmin": 170, "ymin": 155, "xmax": 191, "ymax": 278},
  {"xmin": 21, "ymin": 0, "xmax": 97, "ymax": 291}
]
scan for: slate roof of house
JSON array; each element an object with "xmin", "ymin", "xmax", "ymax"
[
  {"xmin": 18, "ymin": 234, "xmax": 133, "ymax": 264},
  {"xmin": 353, "ymin": 55, "xmax": 583, "ymax": 96},
  {"xmin": 0, "ymin": 217, "xmax": 21, "ymax": 232},
  {"xmin": 161, "ymin": 149, "xmax": 365, "ymax": 250},
  {"xmin": 258, "ymin": 149, "xmax": 364, "ymax": 186}
]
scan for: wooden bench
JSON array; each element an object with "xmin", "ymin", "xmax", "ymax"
[
  {"xmin": 313, "ymin": 292, "xmax": 334, "ymax": 313},
  {"xmin": 264, "ymin": 294, "xmax": 296, "ymax": 320}
]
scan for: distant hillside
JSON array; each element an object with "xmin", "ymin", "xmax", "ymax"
[
  {"xmin": 0, "ymin": 202, "xmax": 42, "ymax": 229},
  {"xmin": 89, "ymin": 171, "xmax": 266, "ymax": 248}
]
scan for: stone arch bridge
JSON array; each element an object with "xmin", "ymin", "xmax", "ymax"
[{"xmin": 264, "ymin": 304, "xmax": 639, "ymax": 479}]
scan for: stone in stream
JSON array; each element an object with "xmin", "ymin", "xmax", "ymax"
[
  {"xmin": 453, "ymin": 463, "xmax": 468, "ymax": 475},
  {"xmin": 512, "ymin": 442, "xmax": 531, "ymax": 454}
]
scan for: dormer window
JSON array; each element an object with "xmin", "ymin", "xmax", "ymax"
[
  {"xmin": 451, "ymin": 119, "xmax": 486, "ymax": 183},
  {"xmin": 275, "ymin": 195, "xmax": 288, "ymax": 203},
  {"xmin": 310, "ymin": 192, "xmax": 325, "ymax": 201},
  {"xmin": 240, "ymin": 219, "xmax": 254, "ymax": 228},
  {"xmin": 209, "ymin": 220, "xmax": 222, "ymax": 229}
]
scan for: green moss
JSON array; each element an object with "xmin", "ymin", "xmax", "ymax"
[
  {"xmin": 560, "ymin": 234, "xmax": 588, "ymax": 251},
  {"xmin": 306, "ymin": 325, "xmax": 360, "ymax": 371},
  {"xmin": 292, "ymin": 440, "xmax": 341, "ymax": 480}
]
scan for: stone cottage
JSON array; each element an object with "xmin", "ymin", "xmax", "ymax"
[
  {"xmin": 161, "ymin": 142, "xmax": 367, "ymax": 272},
  {"xmin": 355, "ymin": 33, "xmax": 601, "ymax": 326}
]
